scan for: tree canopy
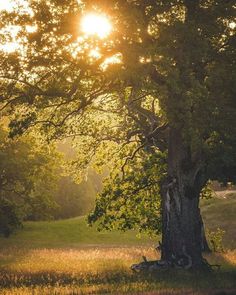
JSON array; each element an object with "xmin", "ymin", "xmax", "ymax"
[
  {"xmin": 0, "ymin": 0, "xmax": 236, "ymax": 268},
  {"xmin": 0, "ymin": 0, "xmax": 235, "ymax": 180}
]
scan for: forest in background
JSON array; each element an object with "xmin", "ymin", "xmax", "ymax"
[
  {"xmin": 1, "ymin": 120, "xmax": 234, "ymax": 238},
  {"xmin": 0, "ymin": 124, "xmax": 103, "ymax": 236}
]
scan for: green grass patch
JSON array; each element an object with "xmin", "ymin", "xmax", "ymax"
[
  {"xmin": 200, "ymin": 191, "xmax": 236, "ymax": 249},
  {"xmin": 0, "ymin": 191, "xmax": 235, "ymax": 294},
  {"xmin": 0, "ymin": 216, "xmax": 155, "ymax": 250}
]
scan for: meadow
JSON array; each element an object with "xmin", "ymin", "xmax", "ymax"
[{"xmin": 0, "ymin": 192, "xmax": 236, "ymax": 295}]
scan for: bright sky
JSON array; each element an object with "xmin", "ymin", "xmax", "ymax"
[
  {"xmin": 81, "ymin": 13, "xmax": 112, "ymax": 39},
  {"xmin": 0, "ymin": 1, "xmax": 118, "ymax": 66},
  {"xmin": 0, "ymin": 0, "xmax": 20, "ymax": 53},
  {"xmin": 0, "ymin": 0, "xmax": 18, "ymax": 12}
]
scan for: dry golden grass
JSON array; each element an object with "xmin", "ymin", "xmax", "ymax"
[
  {"xmin": 0, "ymin": 246, "xmax": 157, "ymax": 273},
  {"xmin": 0, "ymin": 247, "xmax": 236, "ymax": 295},
  {"xmin": 1, "ymin": 193, "xmax": 236, "ymax": 294}
]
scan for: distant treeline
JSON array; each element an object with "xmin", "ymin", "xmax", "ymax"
[
  {"xmin": 52, "ymin": 172, "xmax": 103, "ymax": 220},
  {"xmin": 0, "ymin": 126, "xmax": 103, "ymax": 237}
]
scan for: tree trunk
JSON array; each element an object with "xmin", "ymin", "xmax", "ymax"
[
  {"xmin": 200, "ymin": 213, "xmax": 211, "ymax": 253},
  {"xmin": 161, "ymin": 128, "xmax": 208, "ymax": 269}
]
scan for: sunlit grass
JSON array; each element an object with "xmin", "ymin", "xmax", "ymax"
[
  {"xmin": 0, "ymin": 193, "xmax": 236, "ymax": 294},
  {"xmin": 0, "ymin": 247, "xmax": 236, "ymax": 294},
  {"xmin": 0, "ymin": 247, "xmax": 157, "ymax": 273},
  {"xmin": 0, "ymin": 216, "xmax": 155, "ymax": 249},
  {"xmin": 201, "ymin": 191, "xmax": 236, "ymax": 249}
]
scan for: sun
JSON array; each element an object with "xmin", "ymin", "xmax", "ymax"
[
  {"xmin": 81, "ymin": 13, "xmax": 112, "ymax": 38},
  {"xmin": 0, "ymin": 0, "xmax": 14, "ymax": 11}
]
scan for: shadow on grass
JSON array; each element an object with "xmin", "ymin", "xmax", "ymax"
[{"xmin": 0, "ymin": 253, "xmax": 236, "ymax": 293}]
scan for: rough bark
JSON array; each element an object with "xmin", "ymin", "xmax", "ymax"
[
  {"xmin": 158, "ymin": 0, "xmax": 211, "ymax": 267},
  {"xmin": 200, "ymin": 212, "xmax": 212, "ymax": 253},
  {"xmin": 161, "ymin": 128, "xmax": 208, "ymax": 269}
]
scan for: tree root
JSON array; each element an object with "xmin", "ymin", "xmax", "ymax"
[
  {"xmin": 131, "ymin": 256, "xmax": 170, "ymax": 273},
  {"xmin": 131, "ymin": 256, "xmax": 221, "ymax": 272},
  {"xmin": 201, "ymin": 257, "xmax": 221, "ymax": 272}
]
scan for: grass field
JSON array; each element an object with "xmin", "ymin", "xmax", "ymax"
[
  {"xmin": 0, "ymin": 192, "xmax": 235, "ymax": 294},
  {"xmin": 0, "ymin": 216, "xmax": 155, "ymax": 250},
  {"xmin": 201, "ymin": 190, "xmax": 236, "ymax": 249}
]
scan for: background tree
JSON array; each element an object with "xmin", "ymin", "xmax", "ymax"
[
  {"xmin": 0, "ymin": 123, "xmax": 103, "ymax": 233},
  {"xmin": 0, "ymin": 126, "xmax": 61, "ymax": 236},
  {"xmin": 54, "ymin": 171, "xmax": 102, "ymax": 219},
  {"xmin": 0, "ymin": 0, "xmax": 235, "ymax": 268}
]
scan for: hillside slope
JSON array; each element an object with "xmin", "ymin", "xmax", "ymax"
[
  {"xmin": 201, "ymin": 191, "xmax": 236, "ymax": 249},
  {"xmin": 0, "ymin": 191, "xmax": 235, "ymax": 249},
  {"xmin": 0, "ymin": 216, "xmax": 154, "ymax": 249}
]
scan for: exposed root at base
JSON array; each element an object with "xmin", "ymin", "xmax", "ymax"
[{"xmin": 131, "ymin": 256, "xmax": 221, "ymax": 272}]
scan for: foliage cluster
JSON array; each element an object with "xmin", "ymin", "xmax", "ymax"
[
  {"xmin": 0, "ymin": 126, "xmax": 61, "ymax": 236},
  {"xmin": 200, "ymin": 181, "xmax": 216, "ymax": 200},
  {"xmin": 207, "ymin": 228, "xmax": 225, "ymax": 253},
  {"xmin": 54, "ymin": 172, "xmax": 102, "ymax": 219},
  {"xmin": 89, "ymin": 151, "xmax": 166, "ymax": 234},
  {"xmin": 0, "ymin": 126, "xmax": 103, "ymax": 236}
]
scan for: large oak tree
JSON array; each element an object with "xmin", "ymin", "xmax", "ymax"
[{"xmin": 0, "ymin": 0, "xmax": 236, "ymax": 268}]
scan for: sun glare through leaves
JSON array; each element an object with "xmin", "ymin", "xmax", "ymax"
[
  {"xmin": 0, "ymin": 0, "xmax": 34, "ymax": 53},
  {"xmin": 79, "ymin": 12, "xmax": 121, "ymax": 68},
  {"xmin": 81, "ymin": 13, "xmax": 112, "ymax": 38}
]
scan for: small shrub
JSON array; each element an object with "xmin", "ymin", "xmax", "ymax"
[
  {"xmin": 206, "ymin": 228, "xmax": 225, "ymax": 252},
  {"xmin": 200, "ymin": 181, "xmax": 216, "ymax": 200}
]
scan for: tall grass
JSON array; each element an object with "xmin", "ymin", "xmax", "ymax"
[
  {"xmin": 0, "ymin": 247, "xmax": 236, "ymax": 294},
  {"xmin": 0, "ymin": 192, "xmax": 236, "ymax": 294}
]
